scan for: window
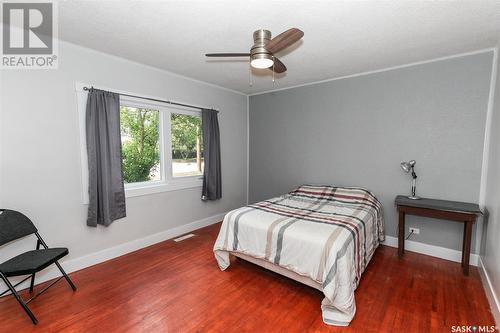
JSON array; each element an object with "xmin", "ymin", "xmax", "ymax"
[
  {"xmin": 171, "ymin": 113, "xmax": 203, "ymax": 178},
  {"xmin": 120, "ymin": 106, "xmax": 161, "ymax": 184},
  {"xmin": 117, "ymin": 97, "xmax": 204, "ymax": 196},
  {"xmin": 77, "ymin": 85, "xmax": 205, "ymax": 202}
]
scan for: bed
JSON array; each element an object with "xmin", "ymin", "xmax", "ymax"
[{"xmin": 213, "ymin": 184, "xmax": 384, "ymax": 326}]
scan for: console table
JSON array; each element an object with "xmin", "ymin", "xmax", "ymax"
[{"xmin": 395, "ymin": 195, "xmax": 482, "ymax": 275}]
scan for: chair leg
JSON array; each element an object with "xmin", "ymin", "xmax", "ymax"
[
  {"xmin": 0, "ymin": 273, "xmax": 38, "ymax": 325},
  {"xmin": 29, "ymin": 273, "xmax": 35, "ymax": 293},
  {"xmin": 54, "ymin": 261, "xmax": 76, "ymax": 291}
]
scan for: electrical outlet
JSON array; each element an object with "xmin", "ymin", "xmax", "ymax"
[{"xmin": 409, "ymin": 227, "xmax": 420, "ymax": 235}]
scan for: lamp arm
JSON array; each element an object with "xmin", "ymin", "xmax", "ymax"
[{"xmin": 411, "ymin": 166, "xmax": 417, "ymax": 179}]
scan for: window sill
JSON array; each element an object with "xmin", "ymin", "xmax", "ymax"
[
  {"xmin": 125, "ymin": 179, "xmax": 203, "ymax": 198},
  {"xmin": 82, "ymin": 179, "xmax": 202, "ymax": 204}
]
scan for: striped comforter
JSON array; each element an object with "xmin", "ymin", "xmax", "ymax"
[{"xmin": 213, "ymin": 185, "xmax": 384, "ymax": 326}]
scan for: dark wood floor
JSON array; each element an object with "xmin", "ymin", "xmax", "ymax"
[{"xmin": 0, "ymin": 223, "xmax": 495, "ymax": 332}]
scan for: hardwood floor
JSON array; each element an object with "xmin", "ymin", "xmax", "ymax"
[{"xmin": 0, "ymin": 223, "xmax": 495, "ymax": 332}]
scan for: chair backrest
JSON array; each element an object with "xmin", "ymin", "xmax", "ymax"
[{"xmin": 0, "ymin": 209, "xmax": 38, "ymax": 246}]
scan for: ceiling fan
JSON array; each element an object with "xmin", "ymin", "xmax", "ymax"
[{"xmin": 205, "ymin": 28, "xmax": 304, "ymax": 74}]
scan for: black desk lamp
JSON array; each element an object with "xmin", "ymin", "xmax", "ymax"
[{"xmin": 400, "ymin": 160, "xmax": 420, "ymax": 200}]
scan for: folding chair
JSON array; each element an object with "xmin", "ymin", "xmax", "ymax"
[{"xmin": 0, "ymin": 209, "xmax": 76, "ymax": 324}]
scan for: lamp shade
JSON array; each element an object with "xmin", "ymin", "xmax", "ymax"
[
  {"xmin": 400, "ymin": 162, "xmax": 411, "ymax": 173},
  {"xmin": 400, "ymin": 160, "xmax": 416, "ymax": 173}
]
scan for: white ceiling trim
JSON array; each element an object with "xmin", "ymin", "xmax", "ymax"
[
  {"xmin": 63, "ymin": 40, "xmax": 247, "ymax": 97},
  {"xmin": 67, "ymin": 39, "xmax": 496, "ymax": 98},
  {"xmin": 248, "ymin": 47, "xmax": 497, "ymax": 97}
]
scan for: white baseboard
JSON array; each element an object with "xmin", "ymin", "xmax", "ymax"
[
  {"xmin": 478, "ymin": 256, "xmax": 500, "ymax": 327},
  {"xmin": 382, "ymin": 236, "xmax": 479, "ymax": 266},
  {"xmin": 3, "ymin": 212, "xmax": 226, "ymax": 295}
]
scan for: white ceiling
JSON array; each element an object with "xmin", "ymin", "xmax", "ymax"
[{"xmin": 59, "ymin": 0, "xmax": 500, "ymax": 95}]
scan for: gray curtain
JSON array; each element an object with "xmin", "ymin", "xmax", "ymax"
[
  {"xmin": 86, "ymin": 88, "xmax": 126, "ymax": 226},
  {"xmin": 201, "ymin": 109, "xmax": 222, "ymax": 200}
]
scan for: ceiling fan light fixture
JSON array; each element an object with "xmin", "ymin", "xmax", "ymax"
[{"xmin": 250, "ymin": 53, "xmax": 274, "ymax": 69}]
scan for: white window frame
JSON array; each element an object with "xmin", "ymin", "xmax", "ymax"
[{"xmin": 76, "ymin": 83, "xmax": 203, "ymax": 204}]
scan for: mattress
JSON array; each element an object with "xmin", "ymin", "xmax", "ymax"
[{"xmin": 213, "ymin": 184, "xmax": 384, "ymax": 326}]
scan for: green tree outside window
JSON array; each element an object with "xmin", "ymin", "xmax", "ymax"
[
  {"xmin": 120, "ymin": 106, "xmax": 160, "ymax": 183},
  {"xmin": 119, "ymin": 107, "xmax": 203, "ymax": 183},
  {"xmin": 171, "ymin": 113, "xmax": 203, "ymax": 175}
]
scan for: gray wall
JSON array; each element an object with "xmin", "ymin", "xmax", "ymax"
[
  {"xmin": 249, "ymin": 52, "xmax": 493, "ymax": 253},
  {"xmin": 0, "ymin": 41, "xmax": 247, "ymax": 267},
  {"xmin": 482, "ymin": 49, "xmax": 500, "ymax": 324}
]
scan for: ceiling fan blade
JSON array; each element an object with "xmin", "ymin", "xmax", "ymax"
[
  {"xmin": 270, "ymin": 57, "xmax": 287, "ymax": 73},
  {"xmin": 266, "ymin": 28, "xmax": 304, "ymax": 54},
  {"xmin": 205, "ymin": 53, "xmax": 250, "ymax": 57}
]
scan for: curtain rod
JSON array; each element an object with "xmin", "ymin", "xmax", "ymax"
[{"xmin": 82, "ymin": 86, "xmax": 218, "ymax": 113}]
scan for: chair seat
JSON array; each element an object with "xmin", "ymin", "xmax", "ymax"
[{"xmin": 0, "ymin": 248, "xmax": 68, "ymax": 277}]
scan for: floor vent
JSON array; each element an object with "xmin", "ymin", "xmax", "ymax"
[{"xmin": 174, "ymin": 233, "xmax": 196, "ymax": 242}]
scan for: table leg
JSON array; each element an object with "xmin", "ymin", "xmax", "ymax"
[
  {"xmin": 461, "ymin": 223, "xmax": 467, "ymax": 267},
  {"xmin": 462, "ymin": 221, "xmax": 473, "ymax": 276},
  {"xmin": 398, "ymin": 210, "xmax": 405, "ymax": 257}
]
